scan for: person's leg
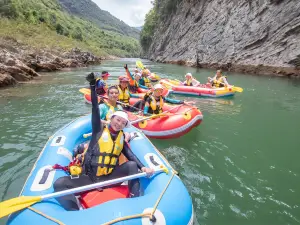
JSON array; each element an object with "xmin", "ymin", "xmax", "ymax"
[
  {"xmin": 132, "ymin": 100, "xmax": 145, "ymax": 111},
  {"xmin": 53, "ymin": 175, "xmax": 93, "ymax": 210},
  {"xmin": 97, "ymin": 161, "xmax": 140, "ymax": 197}
]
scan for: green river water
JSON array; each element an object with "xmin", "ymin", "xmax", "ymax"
[{"xmin": 0, "ymin": 59, "xmax": 300, "ymax": 225}]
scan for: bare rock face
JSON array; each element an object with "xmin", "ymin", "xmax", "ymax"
[
  {"xmin": 0, "ymin": 38, "xmax": 102, "ymax": 87},
  {"xmin": 147, "ymin": 0, "xmax": 300, "ymax": 76},
  {"xmin": 0, "ymin": 73, "xmax": 16, "ymax": 87}
]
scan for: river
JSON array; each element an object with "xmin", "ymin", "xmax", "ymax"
[{"xmin": 0, "ymin": 58, "xmax": 300, "ymax": 225}]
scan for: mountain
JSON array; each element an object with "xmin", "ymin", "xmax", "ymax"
[
  {"xmin": 0, "ymin": 0, "xmax": 141, "ymax": 57},
  {"xmin": 134, "ymin": 26, "xmax": 143, "ymax": 31},
  {"xmin": 57, "ymin": 0, "xmax": 140, "ymax": 39},
  {"xmin": 141, "ymin": 0, "xmax": 300, "ymax": 76}
]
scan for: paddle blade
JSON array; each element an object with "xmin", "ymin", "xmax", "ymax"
[
  {"xmin": 136, "ymin": 61, "xmax": 144, "ymax": 69},
  {"xmin": 79, "ymin": 88, "xmax": 91, "ymax": 95},
  {"xmin": 0, "ymin": 196, "xmax": 41, "ymax": 218},
  {"xmin": 232, "ymin": 86, "xmax": 243, "ymax": 93}
]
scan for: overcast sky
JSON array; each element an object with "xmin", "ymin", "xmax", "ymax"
[{"xmin": 92, "ymin": 0, "xmax": 153, "ymax": 27}]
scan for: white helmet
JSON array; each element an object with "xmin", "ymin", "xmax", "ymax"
[
  {"xmin": 154, "ymin": 83, "xmax": 164, "ymax": 90},
  {"xmin": 110, "ymin": 111, "xmax": 130, "ymax": 128},
  {"xmin": 135, "ymin": 73, "xmax": 142, "ymax": 77},
  {"xmin": 185, "ymin": 73, "xmax": 192, "ymax": 78}
]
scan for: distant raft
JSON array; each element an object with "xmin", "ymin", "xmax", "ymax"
[
  {"xmin": 7, "ymin": 115, "xmax": 194, "ymax": 225},
  {"xmin": 160, "ymin": 79, "xmax": 236, "ymax": 97}
]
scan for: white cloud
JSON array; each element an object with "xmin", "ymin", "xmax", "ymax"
[{"xmin": 92, "ymin": 0, "xmax": 153, "ymax": 27}]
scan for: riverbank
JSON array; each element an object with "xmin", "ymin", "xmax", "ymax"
[
  {"xmin": 161, "ymin": 60, "xmax": 300, "ymax": 78},
  {"xmin": 0, "ymin": 37, "xmax": 103, "ymax": 88}
]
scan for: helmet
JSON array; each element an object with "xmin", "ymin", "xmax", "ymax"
[
  {"xmin": 118, "ymin": 76, "xmax": 129, "ymax": 82},
  {"xmin": 135, "ymin": 73, "xmax": 142, "ymax": 78},
  {"xmin": 153, "ymin": 83, "xmax": 164, "ymax": 90},
  {"xmin": 110, "ymin": 111, "xmax": 130, "ymax": 128},
  {"xmin": 185, "ymin": 73, "xmax": 192, "ymax": 78}
]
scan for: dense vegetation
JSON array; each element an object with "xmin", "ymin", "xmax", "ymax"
[
  {"xmin": 140, "ymin": 0, "xmax": 182, "ymax": 52},
  {"xmin": 0, "ymin": 0, "xmax": 141, "ymax": 57},
  {"xmin": 58, "ymin": 0, "xmax": 139, "ymax": 39}
]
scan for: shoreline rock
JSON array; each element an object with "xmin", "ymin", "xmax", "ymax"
[
  {"xmin": 0, "ymin": 37, "xmax": 102, "ymax": 88},
  {"xmin": 161, "ymin": 60, "xmax": 300, "ymax": 77}
]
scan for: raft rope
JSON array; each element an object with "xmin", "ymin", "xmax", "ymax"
[
  {"xmin": 28, "ymin": 207, "xmax": 65, "ymax": 225},
  {"xmin": 102, "ymin": 171, "xmax": 176, "ymax": 225}
]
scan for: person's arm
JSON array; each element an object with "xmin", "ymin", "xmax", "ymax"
[
  {"xmin": 193, "ymin": 78, "xmax": 200, "ymax": 86},
  {"xmin": 98, "ymin": 104, "xmax": 107, "ymax": 120},
  {"xmin": 222, "ymin": 77, "xmax": 229, "ymax": 86},
  {"xmin": 143, "ymin": 101, "xmax": 150, "ymax": 115},
  {"xmin": 139, "ymin": 83, "xmax": 148, "ymax": 89},
  {"xmin": 129, "ymin": 92, "xmax": 140, "ymax": 98},
  {"xmin": 164, "ymin": 96, "xmax": 183, "ymax": 104},
  {"xmin": 122, "ymin": 143, "xmax": 145, "ymax": 169},
  {"xmin": 86, "ymin": 73, "xmax": 102, "ymax": 134},
  {"xmin": 139, "ymin": 78, "xmax": 145, "ymax": 86},
  {"xmin": 124, "ymin": 64, "xmax": 134, "ymax": 81}
]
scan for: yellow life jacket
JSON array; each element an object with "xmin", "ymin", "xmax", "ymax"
[
  {"xmin": 149, "ymin": 96, "xmax": 164, "ymax": 114},
  {"xmin": 213, "ymin": 76, "xmax": 227, "ymax": 87},
  {"xmin": 143, "ymin": 77, "xmax": 151, "ymax": 87},
  {"xmin": 117, "ymin": 86, "xmax": 130, "ymax": 104},
  {"xmin": 186, "ymin": 79, "xmax": 192, "ymax": 86},
  {"xmin": 105, "ymin": 102, "xmax": 117, "ymax": 120},
  {"xmin": 94, "ymin": 127, "xmax": 124, "ymax": 176}
]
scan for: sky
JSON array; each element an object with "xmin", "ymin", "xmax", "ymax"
[{"xmin": 92, "ymin": 0, "xmax": 153, "ymax": 27}]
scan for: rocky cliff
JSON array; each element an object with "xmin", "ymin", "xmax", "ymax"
[
  {"xmin": 145, "ymin": 0, "xmax": 300, "ymax": 76},
  {"xmin": 0, "ymin": 37, "xmax": 101, "ymax": 87}
]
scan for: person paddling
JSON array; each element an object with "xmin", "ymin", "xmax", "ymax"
[{"xmin": 208, "ymin": 70, "xmax": 229, "ymax": 88}]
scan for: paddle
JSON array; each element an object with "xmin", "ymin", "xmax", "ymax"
[
  {"xmin": 0, "ymin": 166, "xmax": 168, "ymax": 218},
  {"xmin": 230, "ymin": 86, "xmax": 243, "ymax": 93},
  {"xmin": 136, "ymin": 60, "xmax": 145, "ymax": 70}
]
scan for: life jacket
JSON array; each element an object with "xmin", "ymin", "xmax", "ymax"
[
  {"xmin": 104, "ymin": 102, "xmax": 117, "ymax": 120},
  {"xmin": 117, "ymin": 86, "xmax": 130, "ymax": 104},
  {"xmin": 213, "ymin": 76, "xmax": 227, "ymax": 87},
  {"xmin": 148, "ymin": 95, "xmax": 164, "ymax": 114},
  {"xmin": 129, "ymin": 80, "xmax": 139, "ymax": 93},
  {"xmin": 143, "ymin": 77, "xmax": 151, "ymax": 87},
  {"xmin": 84, "ymin": 127, "xmax": 124, "ymax": 177},
  {"xmin": 184, "ymin": 79, "xmax": 193, "ymax": 86},
  {"xmin": 96, "ymin": 78, "xmax": 107, "ymax": 95}
]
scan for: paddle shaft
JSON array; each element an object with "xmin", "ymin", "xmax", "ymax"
[{"xmin": 42, "ymin": 167, "xmax": 165, "ymax": 200}]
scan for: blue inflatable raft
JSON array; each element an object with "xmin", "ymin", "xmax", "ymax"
[{"xmin": 7, "ymin": 114, "xmax": 194, "ymax": 225}]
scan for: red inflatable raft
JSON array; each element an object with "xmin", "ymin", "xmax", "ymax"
[
  {"xmin": 83, "ymin": 94, "xmax": 203, "ymax": 139},
  {"xmin": 160, "ymin": 79, "xmax": 236, "ymax": 97},
  {"xmin": 127, "ymin": 98, "xmax": 203, "ymax": 139}
]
